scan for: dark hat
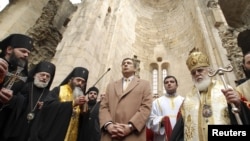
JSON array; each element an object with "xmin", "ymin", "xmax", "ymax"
[
  {"xmin": 0, "ymin": 34, "xmax": 34, "ymax": 57},
  {"xmin": 237, "ymin": 29, "xmax": 250, "ymax": 56},
  {"xmin": 28, "ymin": 61, "xmax": 56, "ymax": 89},
  {"xmin": 60, "ymin": 67, "xmax": 89, "ymax": 94},
  {"xmin": 60, "ymin": 67, "xmax": 89, "ymax": 86},
  {"xmin": 87, "ymin": 86, "xmax": 99, "ymax": 95}
]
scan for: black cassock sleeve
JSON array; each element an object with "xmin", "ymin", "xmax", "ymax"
[
  {"xmin": 170, "ymin": 116, "xmax": 184, "ymax": 141},
  {"xmin": 29, "ymin": 87, "xmax": 73, "ymax": 141},
  {"xmin": 228, "ymin": 101, "xmax": 250, "ymax": 125}
]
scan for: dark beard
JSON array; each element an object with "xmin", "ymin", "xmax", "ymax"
[
  {"xmin": 9, "ymin": 52, "xmax": 27, "ymax": 68},
  {"xmin": 88, "ymin": 99, "xmax": 97, "ymax": 106}
]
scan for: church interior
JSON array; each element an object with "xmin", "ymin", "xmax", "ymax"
[{"xmin": 0, "ymin": 0, "xmax": 249, "ymax": 96}]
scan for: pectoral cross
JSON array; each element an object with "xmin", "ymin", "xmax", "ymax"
[
  {"xmin": 0, "ymin": 66, "xmax": 27, "ymax": 111},
  {"xmin": 5, "ymin": 66, "xmax": 27, "ymax": 89}
]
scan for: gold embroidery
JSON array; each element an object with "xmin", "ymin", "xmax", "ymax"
[
  {"xmin": 184, "ymin": 115, "xmax": 194, "ymax": 141},
  {"xmin": 171, "ymin": 98, "xmax": 175, "ymax": 110},
  {"xmin": 59, "ymin": 85, "xmax": 81, "ymax": 141}
]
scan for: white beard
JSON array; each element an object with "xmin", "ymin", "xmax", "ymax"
[
  {"xmin": 193, "ymin": 75, "xmax": 211, "ymax": 91},
  {"xmin": 34, "ymin": 77, "xmax": 49, "ymax": 88},
  {"xmin": 73, "ymin": 87, "xmax": 84, "ymax": 98}
]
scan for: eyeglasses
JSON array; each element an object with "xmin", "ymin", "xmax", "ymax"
[{"xmin": 191, "ymin": 68, "xmax": 206, "ymax": 75}]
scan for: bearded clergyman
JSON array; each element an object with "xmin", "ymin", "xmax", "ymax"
[{"xmin": 170, "ymin": 50, "xmax": 250, "ymax": 141}]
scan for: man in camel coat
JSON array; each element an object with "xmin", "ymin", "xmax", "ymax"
[{"xmin": 99, "ymin": 57, "xmax": 152, "ymax": 141}]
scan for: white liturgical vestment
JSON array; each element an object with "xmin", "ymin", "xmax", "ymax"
[{"xmin": 147, "ymin": 94, "xmax": 184, "ymax": 141}]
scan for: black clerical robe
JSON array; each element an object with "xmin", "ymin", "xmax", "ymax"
[
  {"xmin": 77, "ymin": 101, "xmax": 101, "ymax": 141},
  {"xmin": 0, "ymin": 64, "xmax": 28, "ymax": 141},
  {"xmin": 12, "ymin": 82, "xmax": 50, "ymax": 141},
  {"xmin": 29, "ymin": 86, "xmax": 73, "ymax": 141}
]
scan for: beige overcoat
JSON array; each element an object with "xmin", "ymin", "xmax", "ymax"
[{"xmin": 99, "ymin": 77, "xmax": 152, "ymax": 141}]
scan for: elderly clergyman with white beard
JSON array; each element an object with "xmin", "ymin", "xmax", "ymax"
[
  {"xmin": 170, "ymin": 50, "xmax": 250, "ymax": 141},
  {"xmin": 14, "ymin": 61, "xmax": 56, "ymax": 141}
]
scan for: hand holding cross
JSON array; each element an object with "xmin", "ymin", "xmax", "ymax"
[{"xmin": 208, "ymin": 64, "xmax": 243, "ymax": 125}]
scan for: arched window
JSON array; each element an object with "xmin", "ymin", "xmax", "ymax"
[
  {"xmin": 161, "ymin": 63, "xmax": 169, "ymax": 95},
  {"xmin": 162, "ymin": 69, "xmax": 167, "ymax": 80},
  {"xmin": 162, "ymin": 68, "xmax": 167, "ymax": 93},
  {"xmin": 150, "ymin": 62, "xmax": 169, "ymax": 96},
  {"xmin": 152, "ymin": 69, "xmax": 158, "ymax": 95}
]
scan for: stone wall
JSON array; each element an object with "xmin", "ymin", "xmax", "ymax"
[
  {"xmin": 0, "ymin": 0, "xmax": 77, "ymax": 68},
  {"xmin": 27, "ymin": 0, "xmax": 77, "ymax": 68},
  {"xmin": 0, "ymin": 0, "xmax": 49, "ymax": 38},
  {"xmin": 0, "ymin": 0, "xmax": 249, "ymax": 96},
  {"xmin": 50, "ymin": 0, "xmax": 236, "ymax": 95},
  {"xmin": 219, "ymin": 0, "xmax": 250, "ymax": 27},
  {"xmin": 218, "ymin": 0, "xmax": 250, "ymax": 82}
]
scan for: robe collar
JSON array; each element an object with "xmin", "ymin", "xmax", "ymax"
[{"xmin": 165, "ymin": 92, "xmax": 177, "ymax": 97}]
